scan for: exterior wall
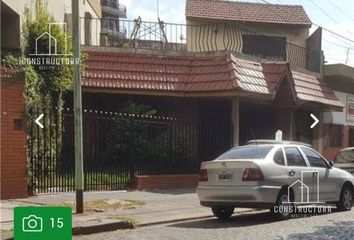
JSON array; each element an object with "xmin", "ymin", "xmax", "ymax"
[
  {"xmin": 322, "ymin": 91, "xmax": 354, "ymax": 160},
  {"xmin": 0, "ymin": 75, "xmax": 27, "ymax": 199},
  {"xmin": 323, "ymin": 91, "xmax": 354, "ymax": 126},
  {"xmin": 186, "ymin": 19, "xmax": 309, "ymax": 67},
  {"xmin": 2, "ymin": 0, "xmax": 101, "ymax": 46},
  {"xmin": 135, "ymin": 174, "xmax": 199, "ymax": 190},
  {"xmin": 1, "ymin": 2, "xmax": 21, "ymax": 55}
]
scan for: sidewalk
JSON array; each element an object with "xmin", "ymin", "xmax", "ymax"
[{"xmin": 0, "ymin": 189, "xmax": 253, "ymax": 238}]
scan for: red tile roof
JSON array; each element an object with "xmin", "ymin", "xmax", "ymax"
[
  {"xmin": 292, "ymin": 71, "xmax": 342, "ymax": 108},
  {"xmin": 83, "ymin": 51, "xmax": 239, "ymax": 93},
  {"xmin": 186, "ymin": 0, "xmax": 312, "ymax": 27},
  {"xmin": 82, "ymin": 51, "xmax": 342, "ymax": 109}
]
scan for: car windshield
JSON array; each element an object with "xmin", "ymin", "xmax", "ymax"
[
  {"xmin": 336, "ymin": 149, "xmax": 354, "ymax": 163},
  {"xmin": 217, "ymin": 146, "xmax": 273, "ymax": 160}
]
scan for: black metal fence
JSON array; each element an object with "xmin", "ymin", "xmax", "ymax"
[
  {"xmin": 81, "ymin": 18, "xmax": 321, "ymax": 73},
  {"xmin": 28, "ymin": 107, "xmax": 198, "ymax": 194}
]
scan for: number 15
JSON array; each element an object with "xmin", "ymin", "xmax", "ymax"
[{"xmin": 50, "ymin": 218, "xmax": 64, "ymax": 228}]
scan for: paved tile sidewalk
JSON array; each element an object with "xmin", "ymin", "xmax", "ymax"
[{"xmin": 1, "ymin": 188, "xmax": 253, "ymax": 235}]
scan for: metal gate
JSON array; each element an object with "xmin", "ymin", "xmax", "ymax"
[{"xmin": 28, "ymin": 107, "xmax": 199, "ymax": 194}]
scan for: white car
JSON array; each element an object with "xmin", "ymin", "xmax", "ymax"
[
  {"xmin": 335, "ymin": 147, "xmax": 354, "ymax": 175},
  {"xmin": 197, "ymin": 141, "xmax": 354, "ymax": 220}
]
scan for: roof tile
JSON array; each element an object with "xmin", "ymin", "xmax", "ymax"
[
  {"xmin": 186, "ymin": 0, "xmax": 311, "ymax": 26},
  {"xmin": 82, "ymin": 51, "xmax": 341, "ymax": 109}
]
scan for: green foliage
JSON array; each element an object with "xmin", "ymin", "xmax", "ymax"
[
  {"xmin": 100, "ymin": 101, "xmax": 190, "ymax": 175},
  {"xmin": 2, "ymin": 0, "xmax": 79, "ymax": 193},
  {"xmin": 2, "ymin": 55, "xmax": 41, "ymax": 108},
  {"xmin": 22, "ymin": 0, "xmax": 73, "ymax": 98},
  {"xmin": 119, "ymin": 100, "xmax": 157, "ymax": 115}
]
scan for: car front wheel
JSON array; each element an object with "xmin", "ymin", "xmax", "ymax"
[
  {"xmin": 212, "ymin": 207, "xmax": 234, "ymax": 220},
  {"xmin": 336, "ymin": 185, "xmax": 353, "ymax": 211}
]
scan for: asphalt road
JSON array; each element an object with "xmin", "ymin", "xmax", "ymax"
[{"xmin": 75, "ymin": 208, "xmax": 354, "ymax": 240}]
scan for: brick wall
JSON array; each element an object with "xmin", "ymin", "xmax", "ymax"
[
  {"xmin": 1, "ymin": 68, "xmax": 27, "ymax": 199},
  {"xmin": 135, "ymin": 174, "xmax": 199, "ymax": 190}
]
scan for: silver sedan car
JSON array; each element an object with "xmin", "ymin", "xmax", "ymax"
[{"xmin": 197, "ymin": 141, "xmax": 354, "ymax": 220}]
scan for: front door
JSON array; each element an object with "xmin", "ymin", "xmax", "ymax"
[{"xmin": 349, "ymin": 128, "xmax": 354, "ymax": 147}]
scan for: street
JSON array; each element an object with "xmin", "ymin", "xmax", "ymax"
[{"xmin": 75, "ymin": 208, "xmax": 354, "ymax": 240}]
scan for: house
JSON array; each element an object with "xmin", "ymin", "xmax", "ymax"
[
  {"xmin": 185, "ymin": 0, "xmax": 322, "ymax": 73},
  {"xmin": 322, "ymin": 64, "xmax": 354, "ymax": 160},
  {"xmin": 0, "ymin": 0, "xmax": 345, "ymax": 196},
  {"xmin": 74, "ymin": 0, "xmax": 343, "ymax": 189}
]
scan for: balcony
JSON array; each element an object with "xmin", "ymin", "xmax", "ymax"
[
  {"xmin": 101, "ymin": 0, "xmax": 127, "ymax": 18},
  {"xmin": 101, "ymin": 17, "xmax": 127, "ymax": 38},
  {"xmin": 83, "ymin": 18, "xmax": 322, "ymax": 73}
]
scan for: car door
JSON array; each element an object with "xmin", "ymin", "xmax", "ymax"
[
  {"xmin": 284, "ymin": 146, "xmax": 313, "ymax": 203},
  {"xmin": 300, "ymin": 147, "xmax": 335, "ymax": 202}
]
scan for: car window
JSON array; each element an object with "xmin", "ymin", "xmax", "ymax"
[
  {"xmin": 273, "ymin": 148, "xmax": 285, "ymax": 166},
  {"xmin": 336, "ymin": 149, "xmax": 354, "ymax": 163},
  {"xmin": 284, "ymin": 147, "xmax": 307, "ymax": 166},
  {"xmin": 217, "ymin": 146, "xmax": 273, "ymax": 160},
  {"xmin": 301, "ymin": 147, "xmax": 327, "ymax": 168}
]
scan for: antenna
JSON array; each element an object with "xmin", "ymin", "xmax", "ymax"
[
  {"xmin": 345, "ymin": 47, "xmax": 350, "ymax": 64},
  {"xmin": 157, "ymin": 0, "xmax": 160, "ymax": 19}
]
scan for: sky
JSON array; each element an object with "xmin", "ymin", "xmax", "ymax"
[{"xmin": 119, "ymin": 0, "xmax": 354, "ymax": 67}]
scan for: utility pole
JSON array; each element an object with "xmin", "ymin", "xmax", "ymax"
[{"xmin": 72, "ymin": 0, "xmax": 84, "ymax": 213}]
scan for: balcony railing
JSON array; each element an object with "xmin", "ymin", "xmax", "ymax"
[
  {"xmin": 101, "ymin": 0, "xmax": 127, "ymax": 18},
  {"xmin": 101, "ymin": 17, "xmax": 127, "ymax": 38},
  {"xmin": 82, "ymin": 18, "xmax": 322, "ymax": 73}
]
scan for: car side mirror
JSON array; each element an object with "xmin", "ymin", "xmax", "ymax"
[{"xmin": 328, "ymin": 160, "xmax": 334, "ymax": 168}]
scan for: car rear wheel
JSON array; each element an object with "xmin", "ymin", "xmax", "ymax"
[
  {"xmin": 271, "ymin": 189, "xmax": 293, "ymax": 220},
  {"xmin": 336, "ymin": 185, "xmax": 353, "ymax": 211},
  {"xmin": 212, "ymin": 207, "xmax": 234, "ymax": 220}
]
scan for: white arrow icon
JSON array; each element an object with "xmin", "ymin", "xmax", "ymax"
[
  {"xmin": 35, "ymin": 114, "xmax": 44, "ymax": 128},
  {"xmin": 310, "ymin": 113, "xmax": 319, "ymax": 129}
]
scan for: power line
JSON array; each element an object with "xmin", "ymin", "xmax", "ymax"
[
  {"xmin": 259, "ymin": 0, "xmax": 354, "ymax": 45},
  {"xmin": 323, "ymin": 39, "xmax": 350, "ymax": 49},
  {"xmin": 308, "ymin": 0, "xmax": 338, "ymax": 24},
  {"xmin": 313, "ymin": 23, "xmax": 354, "ymax": 44},
  {"xmin": 326, "ymin": 0, "xmax": 354, "ymax": 21}
]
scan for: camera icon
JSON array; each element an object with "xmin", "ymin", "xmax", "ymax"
[{"xmin": 22, "ymin": 215, "xmax": 43, "ymax": 232}]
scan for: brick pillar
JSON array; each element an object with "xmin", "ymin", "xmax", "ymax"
[{"xmin": 1, "ymin": 68, "xmax": 28, "ymax": 199}]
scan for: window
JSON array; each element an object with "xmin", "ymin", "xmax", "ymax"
[
  {"xmin": 301, "ymin": 147, "xmax": 327, "ymax": 168},
  {"xmin": 273, "ymin": 148, "xmax": 285, "ymax": 166},
  {"xmin": 329, "ymin": 125, "xmax": 342, "ymax": 147},
  {"xmin": 242, "ymin": 35, "xmax": 286, "ymax": 61},
  {"xmin": 284, "ymin": 147, "xmax": 307, "ymax": 166},
  {"xmin": 217, "ymin": 146, "xmax": 273, "ymax": 160}
]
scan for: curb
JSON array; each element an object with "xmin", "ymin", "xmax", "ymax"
[
  {"xmin": 1, "ymin": 210, "xmax": 257, "ymax": 239},
  {"xmin": 72, "ymin": 220, "xmax": 135, "ymax": 235},
  {"xmin": 138, "ymin": 215, "xmax": 214, "ymax": 227},
  {"xmin": 0, "ymin": 215, "xmax": 212, "ymax": 240},
  {"xmin": 0, "ymin": 220, "xmax": 134, "ymax": 240}
]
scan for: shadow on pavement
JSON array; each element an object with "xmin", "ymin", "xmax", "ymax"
[
  {"xmin": 168, "ymin": 211, "xmax": 279, "ymax": 229},
  {"xmin": 280, "ymin": 220, "xmax": 354, "ymax": 240},
  {"xmin": 145, "ymin": 188, "xmax": 196, "ymax": 195},
  {"xmin": 169, "ymin": 208, "xmax": 340, "ymax": 229}
]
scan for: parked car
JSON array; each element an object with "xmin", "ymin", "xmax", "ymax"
[
  {"xmin": 197, "ymin": 140, "xmax": 354, "ymax": 220},
  {"xmin": 335, "ymin": 147, "xmax": 354, "ymax": 175}
]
